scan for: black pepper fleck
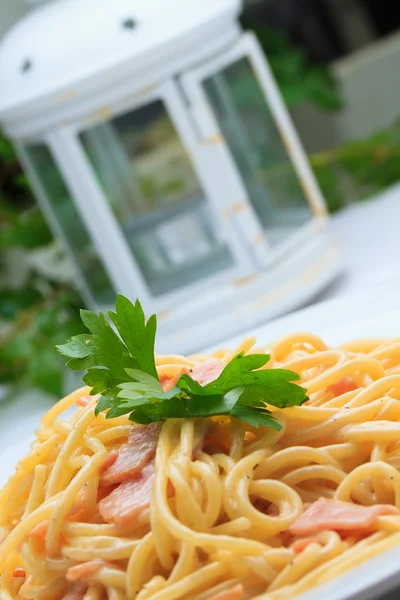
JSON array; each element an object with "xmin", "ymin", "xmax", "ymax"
[
  {"xmin": 122, "ymin": 18, "xmax": 137, "ymax": 30},
  {"xmin": 21, "ymin": 59, "xmax": 32, "ymax": 74}
]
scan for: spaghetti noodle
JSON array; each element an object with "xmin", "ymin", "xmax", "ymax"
[{"xmin": 2, "ymin": 333, "xmax": 400, "ymax": 600}]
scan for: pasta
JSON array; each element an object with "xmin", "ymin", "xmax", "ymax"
[{"xmin": 2, "ymin": 332, "xmax": 400, "ymax": 600}]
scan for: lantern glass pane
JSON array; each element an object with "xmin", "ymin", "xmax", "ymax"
[
  {"xmin": 24, "ymin": 144, "xmax": 115, "ymax": 305},
  {"xmin": 203, "ymin": 57, "xmax": 313, "ymax": 247},
  {"xmin": 80, "ymin": 100, "xmax": 233, "ymax": 297}
]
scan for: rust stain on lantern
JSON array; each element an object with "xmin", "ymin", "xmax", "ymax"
[
  {"xmin": 203, "ymin": 134, "xmax": 223, "ymax": 145},
  {"xmin": 280, "ymin": 129, "xmax": 295, "ymax": 155},
  {"xmin": 297, "ymin": 248, "xmax": 336, "ymax": 285},
  {"xmin": 232, "ymin": 274, "xmax": 259, "ymax": 288},
  {"xmin": 53, "ymin": 89, "xmax": 78, "ymax": 103},
  {"xmin": 88, "ymin": 106, "xmax": 113, "ymax": 124},
  {"xmin": 256, "ymin": 283, "xmax": 293, "ymax": 307},
  {"xmin": 233, "ymin": 202, "xmax": 246, "ymax": 213},
  {"xmin": 253, "ymin": 233, "xmax": 265, "ymax": 246}
]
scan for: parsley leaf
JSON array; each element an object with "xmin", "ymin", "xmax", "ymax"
[
  {"xmin": 178, "ymin": 353, "xmax": 305, "ymax": 408},
  {"xmin": 57, "ymin": 295, "xmax": 308, "ymax": 429},
  {"xmin": 109, "ymin": 296, "xmax": 157, "ymax": 379}
]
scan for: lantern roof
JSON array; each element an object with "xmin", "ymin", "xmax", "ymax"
[{"xmin": 0, "ymin": 0, "xmax": 241, "ymax": 131}]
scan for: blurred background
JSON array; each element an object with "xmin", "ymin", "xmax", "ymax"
[{"xmin": 1, "ymin": 0, "xmax": 400, "ymax": 402}]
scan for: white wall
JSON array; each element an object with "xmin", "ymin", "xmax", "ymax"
[
  {"xmin": 291, "ymin": 29, "xmax": 400, "ymax": 153},
  {"xmin": 0, "ymin": 0, "xmax": 28, "ymax": 41}
]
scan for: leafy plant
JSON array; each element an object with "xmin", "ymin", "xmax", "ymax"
[
  {"xmin": 251, "ymin": 26, "xmax": 342, "ymax": 111},
  {"xmin": 0, "ymin": 136, "xmax": 86, "ymax": 397},
  {"xmin": 312, "ymin": 120, "xmax": 400, "ymax": 211}
]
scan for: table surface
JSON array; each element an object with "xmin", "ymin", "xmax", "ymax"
[
  {"xmin": 2, "ymin": 185, "xmax": 400, "ymax": 598},
  {"xmin": 320, "ymin": 183, "xmax": 400, "ymax": 301}
]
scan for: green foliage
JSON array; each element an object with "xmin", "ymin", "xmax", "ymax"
[
  {"xmin": 58, "ymin": 295, "xmax": 308, "ymax": 427},
  {"xmin": 0, "ymin": 287, "xmax": 42, "ymax": 320},
  {"xmin": 0, "ymin": 284, "xmax": 86, "ymax": 396},
  {"xmin": 0, "ymin": 134, "xmax": 86, "ymax": 397},
  {"xmin": 310, "ymin": 118, "xmax": 400, "ymax": 212},
  {"xmin": 311, "ymin": 164, "xmax": 344, "ymax": 214},
  {"xmin": 0, "ymin": 208, "xmax": 53, "ymax": 251},
  {"xmin": 251, "ymin": 26, "xmax": 342, "ymax": 111}
]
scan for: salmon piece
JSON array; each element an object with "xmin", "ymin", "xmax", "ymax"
[
  {"xmin": 28, "ymin": 520, "xmax": 49, "ymax": 553},
  {"xmin": 291, "ymin": 537, "xmax": 321, "ymax": 553},
  {"xmin": 190, "ymin": 359, "xmax": 224, "ymax": 386},
  {"xmin": 66, "ymin": 508, "xmax": 86, "ymax": 523},
  {"xmin": 209, "ymin": 584, "xmax": 245, "ymax": 600},
  {"xmin": 159, "ymin": 359, "xmax": 222, "ymax": 394},
  {"xmin": 13, "ymin": 567, "xmax": 26, "ymax": 578},
  {"xmin": 66, "ymin": 560, "xmax": 104, "ymax": 582},
  {"xmin": 329, "ymin": 378, "xmax": 358, "ymax": 397},
  {"xmin": 99, "ymin": 462, "xmax": 155, "ymax": 525},
  {"xmin": 101, "ymin": 423, "xmax": 161, "ymax": 486},
  {"xmin": 29, "ymin": 520, "xmax": 49, "ymax": 539},
  {"xmin": 76, "ymin": 396, "xmax": 91, "ymax": 407},
  {"xmin": 97, "ymin": 484, "xmax": 118, "ymax": 503},
  {"xmin": 28, "ymin": 519, "xmax": 66, "ymax": 551},
  {"xmin": 160, "ymin": 369, "xmax": 187, "ymax": 392},
  {"xmin": 289, "ymin": 497, "xmax": 399, "ymax": 537},
  {"xmin": 100, "ymin": 449, "xmax": 118, "ymax": 474}
]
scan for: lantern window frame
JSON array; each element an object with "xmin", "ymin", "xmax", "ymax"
[
  {"xmin": 180, "ymin": 32, "xmax": 328, "ymax": 265},
  {"xmin": 14, "ymin": 31, "xmax": 332, "ymax": 325},
  {"xmin": 17, "ymin": 78, "xmax": 259, "ymax": 314}
]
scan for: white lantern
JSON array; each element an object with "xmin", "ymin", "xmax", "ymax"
[{"xmin": 0, "ymin": 0, "xmax": 340, "ymax": 353}]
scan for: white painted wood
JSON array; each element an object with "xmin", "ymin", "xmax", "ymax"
[
  {"xmin": 0, "ymin": 0, "xmax": 241, "ymax": 136},
  {"xmin": 0, "ymin": 2, "xmax": 339, "ymax": 348},
  {"xmin": 180, "ymin": 33, "xmax": 328, "ymax": 269}
]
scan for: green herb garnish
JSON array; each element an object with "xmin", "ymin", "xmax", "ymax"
[{"xmin": 57, "ymin": 294, "xmax": 307, "ymax": 429}]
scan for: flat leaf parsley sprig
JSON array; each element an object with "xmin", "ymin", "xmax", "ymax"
[{"xmin": 57, "ymin": 295, "xmax": 308, "ymax": 429}]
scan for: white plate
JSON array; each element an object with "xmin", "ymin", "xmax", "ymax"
[
  {"xmin": 2, "ymin": 282, "xmax": 400, "ymax": 599},
  {"xmin": 214, "ymin": 283, "xmax": 400, "ymax": 600},
  {"xmin": 0, "ymin": 391, "xmax": 53, "ymax": 488},
  {"xmin": 205, "ymin": 280, "xmax": 400, "ymax": 353}
]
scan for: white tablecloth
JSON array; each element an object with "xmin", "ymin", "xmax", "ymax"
[{"xmin": 320, "ymin": 183, "xmax": 400, "ymax": 300}]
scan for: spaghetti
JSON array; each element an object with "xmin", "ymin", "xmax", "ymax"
[{"xmin": 2, "ymin": 333, "xmax": 400, "ymax": 600}]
